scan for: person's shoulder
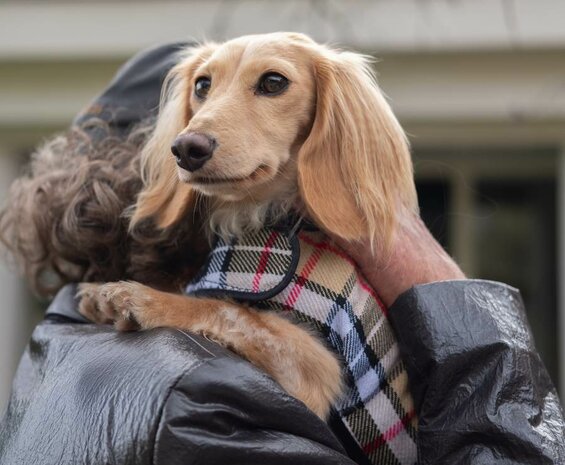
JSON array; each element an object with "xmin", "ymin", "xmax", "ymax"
[{"xmin": 24, "ymin": 287, "xmax": 351, "ymax": 464}]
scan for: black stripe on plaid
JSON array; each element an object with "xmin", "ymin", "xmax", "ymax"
[
  {"xmin": 187, "ymin": 230, "xmax": 301, "ymax": 302},
  {"xmin": 382, "ymin": 361, "xmax": 418, "ymax": 442},
  {"xmin": 346, "ymin": 407, "xmax": 402, "ymax": 465}
]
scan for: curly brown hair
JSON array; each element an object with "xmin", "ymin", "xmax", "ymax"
[{"xmin": 0, "ymin": 119, "xmax": 207, "ymax": 299}]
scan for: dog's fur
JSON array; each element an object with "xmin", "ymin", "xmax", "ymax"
[
  {"xmin": 79, "ymin": 33, "xmax": 417, "ymax": 418},
  {"xmin": 2, "ymin": 33, "xmax": 417, "ymax": 419},
  {"xmin": 131, "ymin": 33, "xmax": 416, "ymax": 247}
]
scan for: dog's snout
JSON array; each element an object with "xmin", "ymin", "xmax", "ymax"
[{"xmin": 171, "ymin": 133, "xmax": 216, "ymax": 172}]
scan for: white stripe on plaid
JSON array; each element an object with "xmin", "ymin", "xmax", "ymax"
[
  {"xmin": 188, "ymin": 229, "xmax": 294, "ymax": 296},
  {"xmin": 186, "ymin": 228, "xmax": 417, "ymax": 465}
]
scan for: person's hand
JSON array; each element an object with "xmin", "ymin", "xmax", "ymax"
[{"xmin": 333, "ymin": 212, "xmax": 465, "ymax": 307}]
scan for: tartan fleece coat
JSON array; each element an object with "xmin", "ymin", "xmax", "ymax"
[{"xmin": 186, "ymin": 224, "xmax": 418, "ymax": 465}]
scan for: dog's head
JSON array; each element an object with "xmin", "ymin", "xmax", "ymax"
[{"xmin": 132, "ymin": 32, "xmax": 417, "ymax": 250}]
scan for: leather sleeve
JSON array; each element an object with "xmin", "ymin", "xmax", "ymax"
[
  {"xmin": 154, "ymin": 353, "xmax": 355, "ymax": 465},
  {"xmin": 388, "ymin": 280, "xmax": 565, "ymax": 464},
  {"xmin": 0, "ymin": 286, "xmax": 355, "ymax": 465}
]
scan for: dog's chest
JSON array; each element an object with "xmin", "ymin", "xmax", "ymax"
[{"xmin": 186, "ymin": 227, "xmax": 418, "ymax": 465}]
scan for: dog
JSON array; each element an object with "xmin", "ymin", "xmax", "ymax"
[{"xmin": 78, "ymin": 32, "xmax": 418, "ymax": 427}]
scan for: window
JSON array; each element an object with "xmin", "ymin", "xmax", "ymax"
[{"xmin": 415, "ymin": 148, "xmax": 559, "ymax": 389}]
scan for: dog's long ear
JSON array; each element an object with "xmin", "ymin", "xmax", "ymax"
[
  {"xmin": 130, "ymin": 44, "xmax": 216, "ymax": 231},
  {"xmin": 298, "ymin": 49, "xmax": 417, "ymax": 251}
]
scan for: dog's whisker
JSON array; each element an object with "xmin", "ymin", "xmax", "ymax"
[{"xmin": 193, "ymin": 193, "xmax": 205, "ymax": 225}]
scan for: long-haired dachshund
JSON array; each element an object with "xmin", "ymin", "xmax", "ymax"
[{"xmin": 78, "ymin": 32, "xmax": 418, "ymax": 421}]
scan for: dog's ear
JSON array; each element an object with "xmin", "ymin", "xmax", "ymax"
[
  {"xmin": 130, "ymin": 44, "xmax": 216, "ymax": 231},
  {"xmin": 298, "ymin": 49, "xmax": 418, "ymax": 251}
]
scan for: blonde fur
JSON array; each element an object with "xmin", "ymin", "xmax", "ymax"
[
  {"xmin": 298, "ymin": 49, "xmax": 417, "ymax": 251},
  {"xmin": 83, "ymin": 33, "xmax": 418, "ymax": 419},
  {"xmin": 131, "ymin": 44, "xmax": 217, "ymax": 229},
  {"xmin": 130, "ymin": 33, "xmax": 417, "ymax": 249},
  {"xmin": 79, "ymin": 280, "xmax": 343, "ymax": 419}
]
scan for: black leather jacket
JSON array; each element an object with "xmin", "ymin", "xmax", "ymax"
[{"xmin": 1, "ymin": 44, "xmax": 564, "ymax": 465}]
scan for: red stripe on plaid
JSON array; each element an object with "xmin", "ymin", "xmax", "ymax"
[
  {"xmin": 284, "ymin": 245, "xmax": 323, "ymax": 308},
  {"xmin": 298, "ymin": 233, "xmax": 387, "ymax": 315},
  {"xmin": 361, "ymin": 409, "xmax": 416, "ymax": 454},
  {"xmin": 252, "ymin": 230, "xmax": 280, "ymax": 293}
]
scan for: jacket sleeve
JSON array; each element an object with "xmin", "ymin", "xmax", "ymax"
[
  {"xmin": 0, "ymin": 285, "xmax": 356, "ymax": 465},
  {"xmin": 388, "ymin": 279, "xmax": 565, "ymax": 464},
  {"xmin": 154, "ymin": 353, "xmax": 357, "ymax": 465}
]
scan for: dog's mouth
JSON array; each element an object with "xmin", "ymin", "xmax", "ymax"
[{"xmin": 191, "ymin": 164, "xmax": 270, "ymax": 186}]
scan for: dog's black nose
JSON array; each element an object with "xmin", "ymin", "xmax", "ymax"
[{"xmin": 171, "ymin": 133, "xmax": 216, "ymax": 172}]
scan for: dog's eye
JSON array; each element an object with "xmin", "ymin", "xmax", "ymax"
[
  {"xmin": 194, "ymin": 77, "xmax": 211, "ymax": 99},
  {"xmin": 256, "ymin": 72, "xmax": 289, "ymax": 96}
]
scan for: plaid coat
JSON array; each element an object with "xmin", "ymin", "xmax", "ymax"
[{"xmin": 186, "ymin": 224, "xmax": 418, "ymax": 465}]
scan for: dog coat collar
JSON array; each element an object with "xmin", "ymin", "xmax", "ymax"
[{"xmin": 186, "ymin": 224, "xmax": 418, "ymax": 465}]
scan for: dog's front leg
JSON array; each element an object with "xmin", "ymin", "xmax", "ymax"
[{"xmin": 78, "ymin": 281, "xmax": 342, "ymax": 419}]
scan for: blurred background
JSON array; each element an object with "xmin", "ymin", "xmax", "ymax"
[{"xmin": 1, "ymin": 0, "xmax": 565, "ymax": 409}]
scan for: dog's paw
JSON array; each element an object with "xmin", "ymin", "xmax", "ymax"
[{"xmin": 78, "ymin": 282, "xmax": 152, "ymax": 331}]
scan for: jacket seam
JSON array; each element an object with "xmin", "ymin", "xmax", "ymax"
[{"xmin": 150, "ymin": 358, "xmax": 210, "ymax": 465}]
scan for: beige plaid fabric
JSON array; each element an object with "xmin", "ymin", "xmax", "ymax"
[{"xmin": 187, "ymin": 227, "xmax": 418, "ymax": 465}]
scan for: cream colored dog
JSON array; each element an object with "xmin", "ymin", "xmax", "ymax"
[{"xmin": 79, "ymin": 32, "xmax": 417, "ymax": 419}]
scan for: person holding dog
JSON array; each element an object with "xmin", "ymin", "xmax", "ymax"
[{"xmin": 0, "ymin": 42, "xmax": 563, "ymax": 465}]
